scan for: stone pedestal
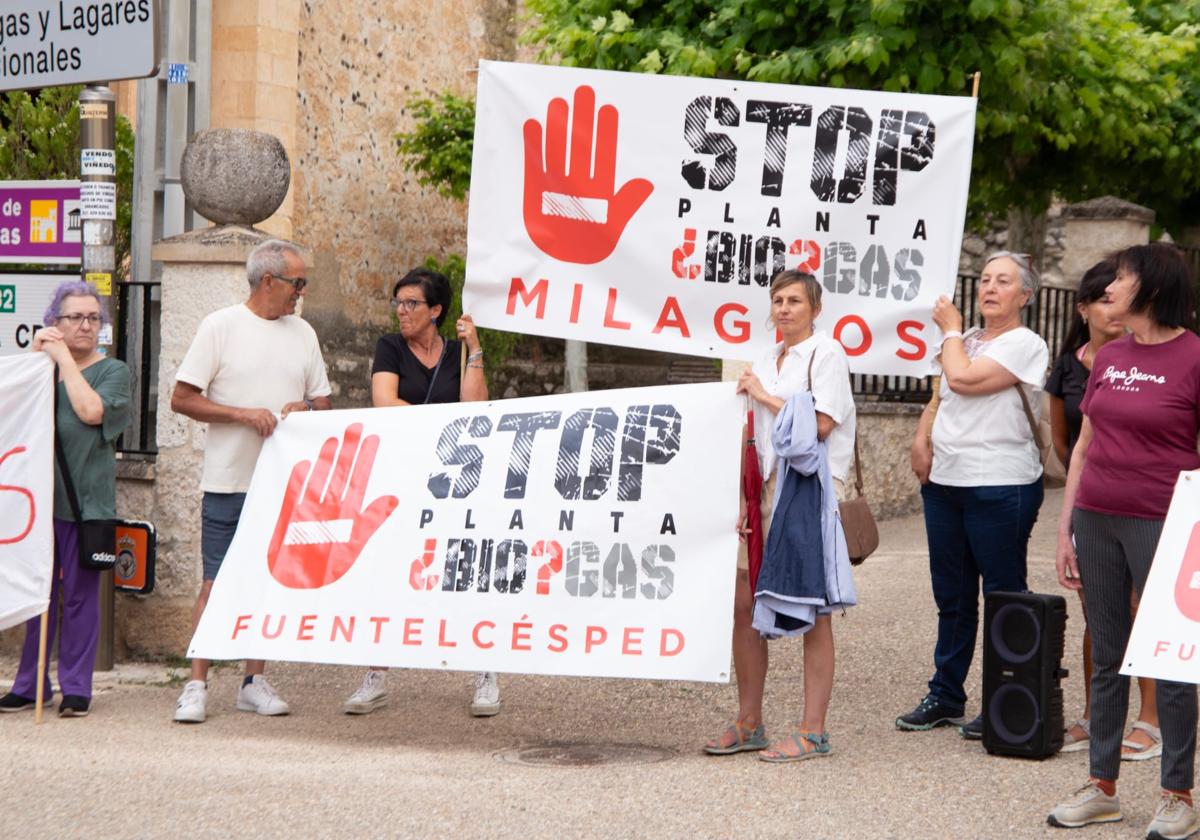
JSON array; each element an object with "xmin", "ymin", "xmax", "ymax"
[
  {"xmin": 111, "ymin": 225, "xmax": 275, "ymax": 657},
  {"xmin": 1059, "ymin": 197, "xmax": 1154, "ymax": 288}
]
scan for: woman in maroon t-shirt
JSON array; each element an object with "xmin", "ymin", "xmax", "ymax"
[
  {"xmin": 1048, "ymin": 244, "xmax": 1200, "ymax": 836},
  {"xmin": 1047, "ymin": 260, "xmax": 1160, "ymax": 758}
]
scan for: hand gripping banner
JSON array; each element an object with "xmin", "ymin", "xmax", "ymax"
[
  {"xmin": 189, "ymin": 382, "xmax": 742, "ymax": 682},
  {"xmin": 0, "ymin": 353, "xmax": 55, "ymax": 630},
  {"xmin": 464, "ymin": 60, "xmax": 977, "ymax": 376}
]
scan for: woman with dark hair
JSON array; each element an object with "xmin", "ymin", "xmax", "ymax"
[
  {"xmin": 1048, "ymin": 260, "xmax": 1159, "ymax": 759},
  {"xmin": 1048, "ymin": 243, "xmax": 1200, "ymax": 837},
  {"xmin": 342, "ymin": 267, "xmax": 497, "ymax": 716},
  {"xmin": 0, "ymin": 281, "xmax": 130, "ymax": 718},
  {"xmin": 703, "ymin": 269, "xmax": 857, "ymax": 762}
]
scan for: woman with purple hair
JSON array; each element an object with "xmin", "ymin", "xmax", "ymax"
[{"xmin": 0, "ymin": 281, "xmax": 130, "ymax": 718}]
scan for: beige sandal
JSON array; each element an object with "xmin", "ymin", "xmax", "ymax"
[
  {"xmin": 1062, "ymin": 718, "xmax": 1090, "ymax": 753},
  {"xmin": 1121, "ymin": 720, "xmax": 1163, "ymax": 762}
]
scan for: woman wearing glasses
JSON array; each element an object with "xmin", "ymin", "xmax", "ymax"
[
  {"xmin": 342, "ymin": 267, "xmax": 496, "ymax": 716},
  {"xmin": 0, "ymin": 281, "xmax": 130, "ymax": 718}
]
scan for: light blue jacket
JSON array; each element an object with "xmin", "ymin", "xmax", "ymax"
[{"xmin": 752, "ymin": 392, "xmax": 858, "ymax": 638}]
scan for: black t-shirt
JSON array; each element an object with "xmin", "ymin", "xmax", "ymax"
[
  {"xmin": 371, "ymin": 334, "xmax": 462, "ymax": 405},
  {"xmin": 1045, "ymin": 348, "xmax": 1090, "ymax": 464}
]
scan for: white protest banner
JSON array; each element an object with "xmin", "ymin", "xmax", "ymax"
[
  {"xmin": 0, "ymin": 353, "xmax": 55, "ymax": 630},
  {"xmin": 1122, "ymin": 471, "xmax": 1200, "ymax": 684},
  {"xmin": 464, "ymin": 61, "xmax": 976, "ymax": 376},
  {"xmin": 190, "ymin": 382, "xmax": 742, "ymax": 682}
]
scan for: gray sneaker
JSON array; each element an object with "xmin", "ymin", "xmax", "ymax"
[
  {"xmin": 343, "ymin": 669, "xmax": 389, "ymax": 715},
  {"xmin": 1047, "ymin": 781, "xmax": 1122, "ymax": 829},
  {"xmin": 1146, "ymin": 794, "xmax": 1200, "ymax": 840},
  {"xmin": 469, "ymin": 672, "xmax": 501, "ymax": 717}
]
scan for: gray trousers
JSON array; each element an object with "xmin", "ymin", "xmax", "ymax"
[{"xmin": 1074, "ymin": 508, "xmax": 1198, "ymax": 790}]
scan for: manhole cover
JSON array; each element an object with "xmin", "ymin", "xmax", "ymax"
[{"xmin": 495, "ymin": 742, "xmax": 675, "ymax": 768}]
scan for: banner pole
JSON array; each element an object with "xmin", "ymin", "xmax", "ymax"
[
  {"xmin": 929, "ymin": 74, "xmax": 980, "ymax": 436},
  {"xmin": 34, "ymin": 609, "xmax": 49, "ymax": 725}
]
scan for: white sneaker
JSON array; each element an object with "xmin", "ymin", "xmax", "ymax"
[
  {"xmin": 1047, "ymin": 781, "xmax": 1122, "ymax": 828},
  {"xmin": 236, "ymin": 675, "xmax": 290, "ymax": 716},
  {"xmin": 470, "ymin": 671, "xmax": 501, "ymax": 717},
  {"xmin": 174, "ymin": 680, "xmax": 208, "ymax": 724},
  {"xmin": 343, "ymin": 670, "xmax": 389, "ymax": 715},
  {"xmin": 1147, "ymin": 793, "xmax": 1200, "ymax": 840}
]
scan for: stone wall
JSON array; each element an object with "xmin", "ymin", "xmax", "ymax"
[
  {"xmin": 291, "ymin": 0, "xmax": 517, "ymax": 353},
  {"xmin": 210, "ymin": 0, "xmax": 302, "ymax": 239},
  {"xmin": 959, "ymin": 204, "xmax": 1067, "ymax": 287},
  {"xmin": 855, "ymin": 403, "xmax": 924, "ymax": 521}
]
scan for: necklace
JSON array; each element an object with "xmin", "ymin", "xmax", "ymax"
[{"xmin": 409, "ymin": 334, "xmax": 443, "ymax": 365}]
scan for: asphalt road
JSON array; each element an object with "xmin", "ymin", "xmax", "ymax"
[{"xmin": 1, "ymin": 488, "xmax": 1181, "ymax": 839}]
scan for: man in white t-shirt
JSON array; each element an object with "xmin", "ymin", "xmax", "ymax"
[{"xmin": 171, "ymin": 239, "xmax": 333, "ymax": 724}]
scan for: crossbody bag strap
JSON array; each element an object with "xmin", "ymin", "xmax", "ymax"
[
  {"xmin": 421, "ymin": 339, "xmax": 450, "ymax": 405},
  {"xmin": 1014, "ymin": 382, "xmax": 1044, "ymax": 448},
  {"xmin": 851, "ymin": 416, "xmax": 865, "ymax": 497},
  {"xmin": 809, "ymin": 349, "xmax": 867, "ymax": 498},
  {"xmin": 51, "ymin": 366, "xmax": 84, "ymax": 523}
]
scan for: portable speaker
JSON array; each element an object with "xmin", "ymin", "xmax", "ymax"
[{"xmin": 982, "ymin": 591, "xmax": 1068, "ymax": 758}]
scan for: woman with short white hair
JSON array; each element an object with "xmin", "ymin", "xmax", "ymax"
[{"xmin": 899, "ymin": 251, "xmax": 1049, "ymax": 738}]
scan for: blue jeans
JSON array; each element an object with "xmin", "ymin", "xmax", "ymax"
[
  {"xmin": 202, "ymin": 492, "xmax": 247, "ymax": 581},
  {"xmin": 920, "ymin": 480, "xmax": 1043, "ymax": 711}
]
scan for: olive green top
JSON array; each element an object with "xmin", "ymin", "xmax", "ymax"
[{"xmin": 54, "ymin": 357, "xmax": 131, "ymax": 521}]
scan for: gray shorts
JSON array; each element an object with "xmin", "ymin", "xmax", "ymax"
[{"xmin": 201, "ymin": 492, "xmax": 247, "ymax": 581}]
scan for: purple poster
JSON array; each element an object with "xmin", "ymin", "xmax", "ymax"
[{"xmin": 0, "ymin": 182, "xmax": 82, "ymax": 265}]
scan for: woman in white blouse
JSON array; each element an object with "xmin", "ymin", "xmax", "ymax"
[
  {"xmin": 703, "ymin": 269, "xmax": 856, "ymax": 762},
  {"xmin": 899, "ymin": 251, "xmax": 1049, "ymax": 738}
]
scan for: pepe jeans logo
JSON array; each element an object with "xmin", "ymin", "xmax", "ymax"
[{"xmin": 1100, "ymin": 364, "xmax": 1166, "ymax": 393}]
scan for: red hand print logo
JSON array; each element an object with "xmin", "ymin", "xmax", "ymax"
[
  {"xmin": 267, "ymin": 423, "xmax": 398, "ymax": 589},
  {"xmin": 0, "ymin": 446, "xmax": 35, "ymax": 545},
  {"xmin": 1173, "ymin": 522, "xmax": 1200, "ymax": 622},
  {"xmin": 523, "ymin": 85, "xmax": 654, "ymax": 265}
]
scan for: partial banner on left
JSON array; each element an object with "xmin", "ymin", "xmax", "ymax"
[{"xmin": 0, "ymin": 353, "xmax": 55, "ymax": 631}]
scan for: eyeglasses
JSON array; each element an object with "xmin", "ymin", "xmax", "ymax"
[
  {"xmin": 271, "ymin": 274, "xmax": 308, "ymax": 291},
  {"xmin": 57, "ymin": 313, "xmax": 101, "ymax": 326},
  {"xmin": 392, "ymin": 298, "xmax": 428, "ymax": 312}
]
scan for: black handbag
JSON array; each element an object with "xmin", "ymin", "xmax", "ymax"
[{"xmin": 54, "ymin": 424, "xmax": 120, "ymax": 572}]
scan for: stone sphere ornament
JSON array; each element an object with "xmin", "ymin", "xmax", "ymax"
[{"xmin": 180, "ymin": 128, "xmax": 291, "ymax": 226}]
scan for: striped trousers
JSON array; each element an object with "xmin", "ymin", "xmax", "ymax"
[{"xmin": 1074, "ymin": 508, "xmax": 1198, "ymax": 790}]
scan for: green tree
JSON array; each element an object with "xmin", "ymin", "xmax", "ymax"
[
  {"xmin": 394, "ymin": 105, "xmax": 521, "ymax": 379},
  {"xmin": 0, "ymin": 85, "xmax": 135, "ymax": 279},
  {"xmin": 396, "ymin": 94, "xmax": 475, "ymax": 202},
  {"xmin": 521, "ymin": 0, "xmax": 1198, "ymax": 246}
]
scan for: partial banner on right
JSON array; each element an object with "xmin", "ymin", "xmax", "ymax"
[{"xmin": 1123, "ymin": 471, "xmax": 1200, "ymax": 684}]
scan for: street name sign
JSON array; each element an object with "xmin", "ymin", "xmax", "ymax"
[{"xmin": 0, "ymin": 1, "xmax": 159, "ymax": 91}]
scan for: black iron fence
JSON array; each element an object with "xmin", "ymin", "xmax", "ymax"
[
  {"xmin": 114, "ymin": 281, "xmax": 160, "ymax": 455},
  {"xmin": 853, "ymin": 273, "xmax": 1077, "ymax": 403}
]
